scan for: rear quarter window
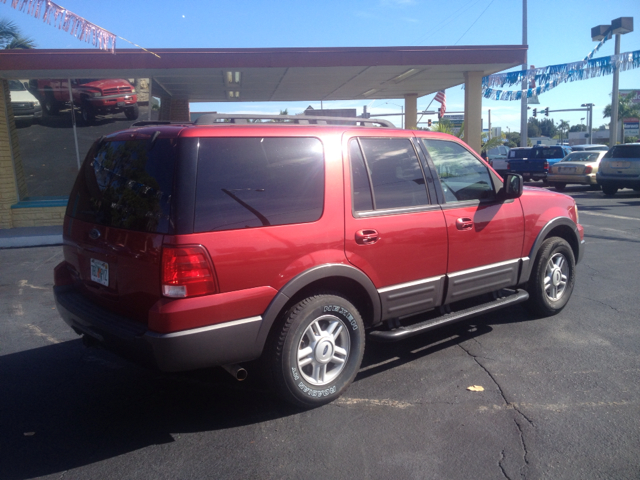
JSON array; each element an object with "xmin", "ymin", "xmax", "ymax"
[{"xmin": 194, "ymin": 137, "xmax": 324, "ymax": 232}]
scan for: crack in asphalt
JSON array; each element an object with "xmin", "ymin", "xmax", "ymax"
[
  {"xmin": 574, "ymin": 294, "xmax": 621, "ymax": 313},
  {"xmin": 459, "ymin": 343, "xmax": 534, "ymax": 479},
  {"xmin": 498, "ymin": 450, "xmax": 510, "ymax": 480}
]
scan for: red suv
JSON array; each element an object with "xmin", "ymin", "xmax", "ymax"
[{"xmin": 54, "ymin": 114, "xmax": 584, "ymax": 407}]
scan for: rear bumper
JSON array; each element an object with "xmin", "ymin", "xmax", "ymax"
[
  {"xmin": 54, "ymin": 285, "xmax": 264, "ymax": 372},
  {"xmin": 596, "ymin": 172, "xmax": 640, "ymax": 189},
  {"xmin": 547, "ymin": 173, "xmax": 597, "ymax": 185}
]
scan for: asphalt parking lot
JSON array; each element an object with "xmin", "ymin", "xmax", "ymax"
[{"xmin": 1, "ymin": 186, "xmax": 639, "ymax": 480}]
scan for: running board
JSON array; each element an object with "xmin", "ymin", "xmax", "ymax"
[{"xmin": 369, "ymin": 289, "xmax": 529, "ymax": 342}]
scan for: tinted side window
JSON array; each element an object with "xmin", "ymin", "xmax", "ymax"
[
  {"xmin": 67, "ymin": 139, "xmax": 176, "ymax": 233},
  {"xmin": 421, "ymin": 139, "xmax": 495, "ymax": 202},
  {"xmin": 194, "ymin": 137, "xmax": 324, "ymax": 232},
  {"xmin": 358, "ymin": 138, "xmax": 429, "ymax": 210},
  {"xmin": 349, "ymin": 139, "xmax": 374, "ymax": 211}
]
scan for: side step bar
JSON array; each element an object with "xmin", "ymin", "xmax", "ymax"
[{"xmin": 369, "ymin": 289, "xmax": 529, "ymax": 342}]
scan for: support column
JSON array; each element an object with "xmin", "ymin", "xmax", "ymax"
[
  {"xmin": 0, "ymin": 80, "xmax": 28, "ymax": 229},
  {"xmin": 158, "ymin": 96, "xmax": 172, "ymax": 121},
  {"xmin": 463, "ymin": 71, "xmax": 484, "ymax": 155},
  {"xmin": 404, "ymin": 94, "xmax": 418, "ymax": 130},
  {"xmin": 169, "ymin": 97, "xmax": 190, "ymax": 122}
]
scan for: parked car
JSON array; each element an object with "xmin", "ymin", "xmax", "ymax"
[
  {"xmin": 53, "ymin": 114, "xmax": 584, "ymax": 407},
  {"xmin": 570, "ymin": 144, "xmax": 609, "ymax": 152},
  {"xmin": 596, "ymin": 143, "xmax": 640, "ymax": 196},
  {"xmin": 547, "ymin": 150, "xmax": 607, "ymax": 191},
  {"xmin": 8, "ymin": 79, "xmax": 42, "ymax": 125},
  {"xmin": 486, "ymin": 145, "xmax": 510, "ymax": 176},
  {"xmin": 504, "ymin": 147, "xmax": 532, "ymax": 177},
  {"xmin": 33, "ymin": 78, "xmax": 138, "ymax": 125},
  {"xmin": 507, "ymin": 145, "xmax": 572, "ymax": 182}
]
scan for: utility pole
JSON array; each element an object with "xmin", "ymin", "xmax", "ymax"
[{"xmin": 520, "ymin": 0, "xmax": 528, "ymax": 148}]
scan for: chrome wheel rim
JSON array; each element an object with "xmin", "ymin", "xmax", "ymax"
[
  {"xmin": 297, "ymin": 314, "xmax": 350, "ymax": 386},
  {"xmin": 544, "ymin": 252, "xmax": 569, "ymax": 301}
]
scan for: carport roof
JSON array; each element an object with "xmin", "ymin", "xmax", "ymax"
[{"xmin": 0, "ymin": 45, "xmax": 526, "ymax": 102}]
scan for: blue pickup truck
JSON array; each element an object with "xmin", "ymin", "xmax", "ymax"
[{"xmin": 507, "ymin": 145, "xmax": 572, "ymax": 182}]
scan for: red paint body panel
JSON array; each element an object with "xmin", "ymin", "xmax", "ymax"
[
  {"xmin": 62, "ymin": 216, "xmax": 164, "ymax": 323},
  {"xmin": 148, "ymin": 286, "xmax": 277, "ymax": 333},
  {"xmin": 443, "ymin": 200, "xmax": 525, "ymax": 273},
  {"xmin": 519, "ymin": 186, "xmax": 580, "ymax": 257}
]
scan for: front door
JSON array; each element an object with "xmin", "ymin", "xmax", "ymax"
[{"xmin": 420, "ymin": 138, "xmax": 525, "ymax": 304}]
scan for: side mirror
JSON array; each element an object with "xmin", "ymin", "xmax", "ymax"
[{"xmin": 501, "ymin": 173, "xmax": 523, "ymax": 199}]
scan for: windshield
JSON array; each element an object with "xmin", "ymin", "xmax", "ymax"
[
  {"xmin": 561, "ymin": 152, "xmax": 601, "ymax": 162},
  {"xmin": 8, "ymin": 80, "xmax": 26, "ymax": 91}
]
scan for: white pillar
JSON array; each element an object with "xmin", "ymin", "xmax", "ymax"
[{"xmin": 463, "ymin": 71, "xmax": 484, "ymax": 154}]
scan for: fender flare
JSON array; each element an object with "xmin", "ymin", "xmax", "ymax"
[
  {"xmin": 253, "ymin": 263, "xmax": 381, "ymax": 353},
  {"xmin": 519, "ymin": 216, "xmax": 583, "ymax": 284}
]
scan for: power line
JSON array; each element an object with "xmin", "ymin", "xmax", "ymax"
[{"xmin": 454, "ymin": 0, "xmax": 496, "ymax": 45}]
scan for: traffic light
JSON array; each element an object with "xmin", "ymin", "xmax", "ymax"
[
  {"xmin": 532, "ymin": 108, "xmax": 537, "ymax": 117},
  {"xmin": 428, "ymin": 119, "xmax": 432, "ymax": 127},
  {"xmin": 544, "ymin": 107, "xmax": 549, "ymax": 116}
]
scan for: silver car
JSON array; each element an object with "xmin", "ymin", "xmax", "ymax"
[
  {"xmin": 596, "ymin": 144, "xmax": 640, "ymax": 196},
  {"xmin": 548, "ymin": 150, "xmax": 608, "ymax": 191}
]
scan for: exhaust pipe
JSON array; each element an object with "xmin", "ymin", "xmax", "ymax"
[{"xmin": 222, "ymin": 364, "xmax": 248, "ymax": 381}]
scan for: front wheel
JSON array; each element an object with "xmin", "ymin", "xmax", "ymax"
[
  {"xmin": 125, "ymin": 104, "xmax": 139, "ymax": 120},
  {"xmin": 270, "ymin": 293, "xmax": 365, "ymax": 408},
  {"xmin": 525, "ymin": 237, "xmax": 576, "ymax": 317},
  {"xmin": 80, "ymin": 100, "xmax": 95, "ymax": 125}
]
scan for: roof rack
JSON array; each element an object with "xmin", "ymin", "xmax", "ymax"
[{"xmin": 193, "ymin": 113, "xmax": 395, "ymax": 128}]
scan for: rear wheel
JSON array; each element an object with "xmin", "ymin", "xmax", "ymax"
[
  {"xmin": 80, "ymin": 99, "xmax": 95, "ymax": 125},
  {"xmin": 525, "ymin": 237, "xmax": 576, "ymax": 317},
  {"xmin": 551, "ymin": 182, "xmax": 566, "ymax": 191},
  {"xmin": 270, "ymin": 293, "xmax": 365, "ymax": 408},
  {"xmin": 125, "ymin": 104, "xmax": 139, "ymax": 120},
  {"xmin": 589, "ymin": 184, "xmax": 601, "ymax": 191},
  {"xmin": 602, "ymin": 185, "xmax": 618, "ymax": 196}
]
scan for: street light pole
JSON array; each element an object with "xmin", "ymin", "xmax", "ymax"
[
  {"xmin": 611, "ymin": 32, "xmax": 621, "ymax": 146},
  {"xmin": 520, "ymin": 0, "xmax": 528, "ymax": 148},
  {"xmin": 581, "ymin": 103, "xmax": 594, "ymax": 143}
]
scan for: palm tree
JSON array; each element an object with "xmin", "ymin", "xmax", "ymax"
[
  {"xmin": 558, "ymin": 120, "xmax": 570, "ymax": 143},
  {"xmin": 0, "ymin": 18, "xmax": 36, "ymax": 49},
  {"xmin": 603, "ymin": 91, "xmax": 640, "ymax": 123}
]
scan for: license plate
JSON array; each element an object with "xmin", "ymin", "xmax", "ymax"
[
  {"xmin": 561, "ymin": 167, "xmax": 576, "ymax": 173},
  {"xmin": 90, "ymin": 258, "xmax": 109, "ymax": 286},
  {"xmin": 610, "ymin": 161, "xmax": 630, "ymax": 168},
  {"xmin": 117, "ymin": 101, "xmax": 125, "ymax": 107}
]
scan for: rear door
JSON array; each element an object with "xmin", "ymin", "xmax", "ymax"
[
  {"xmin": 343, "ymin": 134, "xmax": 448, "ymax": 320},
  {"xmin": 64, "ymin": 136, "xmax": 178, "ymax": 322},
  {"xmin": 419, "ymin": 138, "xmax": 525, "ymax": 304}
]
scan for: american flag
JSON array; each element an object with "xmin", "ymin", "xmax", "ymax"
[{"xmin": 435, "ymin": 90, "xmax": 446, "ymax": 118}]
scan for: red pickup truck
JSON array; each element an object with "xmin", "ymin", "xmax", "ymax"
[{"xmin": 34, "ymin": 78, "xmax": 138, "ymax": 124}]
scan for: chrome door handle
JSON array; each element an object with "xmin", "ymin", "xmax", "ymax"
[
  {"xmin": 355, "ymin": 229, "xmax": 379, "ymax": 245},
  {"xmin": 455, "ymin": 218, "xmax": 473, "ymax": 230}
]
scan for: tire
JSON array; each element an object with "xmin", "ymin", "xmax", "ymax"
[
  {"xmin": 80, "ymin": 100, "xmax": 95, "ymax": 125},
  {"xmin": 551, "ymin": 182, "xmax": 566, "ymax": 191},
  {"xmin": 43, "ymin": 90, "xmax": 59, "ymax": 115},
  {"xmin": 589, "ymin": 184, "xmax": 601, "ymax": 191},
  {"xmin": 125, "ymin": 104, "xmax": 139, "ymax": 120},
  {"xmin": 525, "ymin": 237, "xmax": 576, "ymax": 317},
  {"xmin": 270, "ymin": 293, "xmax": 365, "ymax": 408},
  {"xmin": 602, "ymin": 185, "xmax": 618, "ymax": 196}
]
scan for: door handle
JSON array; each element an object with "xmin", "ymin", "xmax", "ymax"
[
  {"xmin": 455, "ymin": 218, "xmax": 473, "ymax": 231},
  {"xmin": 355, "ymin": 229, "xmax": 379, "ymax": 245}
]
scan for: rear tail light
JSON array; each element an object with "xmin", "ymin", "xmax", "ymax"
[
  {"xmin": 584, "ymin": 166, "xmax": 593, "ymax": 174},
  {"xmin": 543, "ymin": 161, "xmax": 549, "ymax": 171},
  {"xmin": 162, "ymin": 246, "xmax": 217, "ymax": 298},
  {"xmin": 507, "ymin": 162, "xmax": 511, "ymax": 170}
]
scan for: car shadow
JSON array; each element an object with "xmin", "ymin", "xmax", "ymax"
[{"xmin": 0, "ymin": 304, "xmax": 534, "ymax": 479}]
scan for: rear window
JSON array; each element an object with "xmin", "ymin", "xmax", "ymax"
[
  {"xmin": 67, "ymin": 138, "xmax": 177, "ymax": 233},
  {"xmin": 561, "ymin": 152, "xmax": 601, "ymax": 162},
  {"xmin": 508, "ymin": 149, "xmax": 531, "ymax": 159},
  {"xmin": 604, "ymin": 145, "xmax": 640, "ymax": 159},
  {"xmin": 530, "ymin": 147, "xmax": 565, "ymax": 159},
  {"xmin": 194, "ymin": 137, "xmax": 324, "ymax": 232}
]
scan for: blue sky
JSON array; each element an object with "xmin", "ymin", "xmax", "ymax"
[{"xmin": 2, "ymin": 0, "xmax": 639, "ymax": 132}]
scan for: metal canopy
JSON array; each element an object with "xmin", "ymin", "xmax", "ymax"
[{"xmin": 0, "ymin": 45, "xmax": 526, "ymax": 103}]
